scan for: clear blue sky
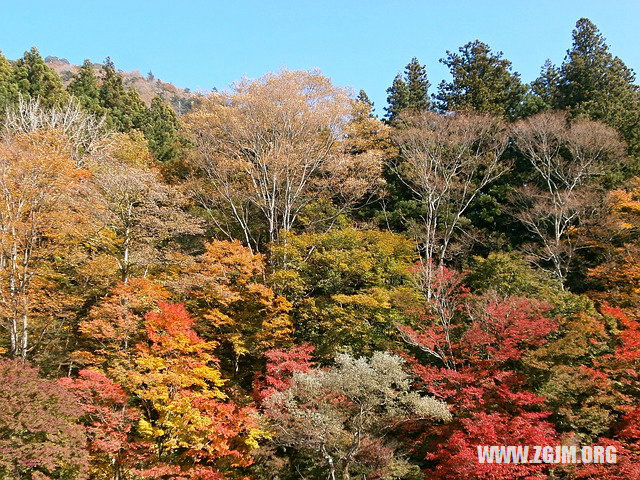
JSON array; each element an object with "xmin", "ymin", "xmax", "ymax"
[{"xmin": 1, "ymin": 1, "xmax": 638, "ymax": 114}]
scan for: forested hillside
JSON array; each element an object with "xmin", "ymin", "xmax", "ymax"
[{"xmin": 0, "ymin": 17, "xmax": 639, "ymax": 480}]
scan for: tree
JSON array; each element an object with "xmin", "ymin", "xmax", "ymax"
[
  {"xmin": 130, "ymin": 302, "xmax": 258, "ymax": 478},
  {"xmin": 392, "ymin": 111, "xmax": 508, "ymax": 290},
  {"xmin": 59, "ymin": 369, "xmax": 141, "ymax": 480},
  {"xmin": 398, "ymin": 267, "xmax": 560, "ymax": 479},
  {"xmin": 185, "ymin": 70, "xmax": 382, "ymax": 253},
  {"xmin": 75, "ymin": 277, "xmax": 171, "ymax": 382},
  {"xmin": 550, "ymin": 18, "xmax": 640, "ymax": 159},
  {"xmin": 269, "ymin": 228, "xmax": 417, "ymax": 358},
  {"xmin": 0, "ymin": 358, "xmax": 88, "ymax": 479},
  {"xmin": 253, "ymin": 343, "xmax": 315, "ymax": 402},
  {"xmin": 176, "ymin": 239, "xmax": 293, "ymax": 378},
  {"xmin": 143, "ymin": 96, "xmax": 182, "ymax": 162},
  {"xmin": 385, "ymin": 57, "xmax": 430, "ymax": 122},
  {"xmin": 435, "ymin": 40, "xmax": 527, "ymax": 119},
  {"xmin": 2, "ymin": 96, "xmax": 106, "ymax": 167},
  {"xmin": 0, "ymin": 130, "xmax": 93, "ymax": 360},
  {"xmin": 90, "ymin": 132, "xmax": 201, "ymax": 283},
  {"xmin": 68, "ymin": 59, "xmax": 104, "ymax": 118},
  {"xmin": 11, "ymin": 47, "xmax": 68, "ymax": 108},
  {"xmin": 0, "ymin": 51, "xmax": 18, "ymax": 107},
  {"xmin": 343, "ymin": 91, "xmax": 392, "ymax": 156},
  {"xmin": 262, "ymin": 352, "xmax": 451, "ymax": 480},
  {"xmin": 587, "ymin": 179, "xmax": 640, "ymax": 308},
  {"xmin": 511, "ymin": 112, "xmax": 624, "ymax": 283},
  {"xmin": 99, "ymin": 58, "xmax": 147, "ymax": 133},
  {"xmin": 527, "ymin": 59, "xmax": 561, "ymax": 113}
]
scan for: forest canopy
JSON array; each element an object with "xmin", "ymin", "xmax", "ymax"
[{"xmin": 0, "ymin": 17, "xmax": 639, "ymax": 480}]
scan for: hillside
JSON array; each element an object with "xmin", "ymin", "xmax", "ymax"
[{"xmin": 44, "ymin": 55, "xmax": 202, "ymax": 113}]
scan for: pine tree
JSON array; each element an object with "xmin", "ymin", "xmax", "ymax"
[
  {"xmin": 143, "ymin": 96, "xmax": 181, "ymax": 161},
  {"xmin": 384, "ymin": 57, "xmax": 429, "ymax": 122},
  {"xmin": 99, "ymin": 57, "xmax": 149, "ymax": 132},
  {"xmin": 68, "ymin": 59, "xmax": 103, "ymax": 117},
  {"xmin": 12, "ymin": 47, "xmax": 68, "ymax": 107},
  {"xmin": 555, "ymin": 18, "xmax": 640, "ymax": 158},
  {"xmin": 385, "ymin": 74, "xmax": 409, "ymax": 122},
  {"xmin": 530, "ymin": 59, "xmax": 561, "ymax": 111},
  {"xmin": 356, "ymin": 89, "xmax": 374, "ymax": 111},
  {"xmin": 0, "ymin": 51, "xmax": 18, "ymax": 107},
  {"xmin": 405, "ymin": 57, "xmax": 430, "ymax": 112},
  {"xmin": 435, "ymin": 40, "xmax": 526, "ymax": 119}
]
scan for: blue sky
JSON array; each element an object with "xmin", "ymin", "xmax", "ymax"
[{"xmin": 1, "ymin": 1, "xmax": 638, "ymax": 114}]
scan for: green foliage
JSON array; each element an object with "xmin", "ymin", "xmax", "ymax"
[
  {"xmin": 270, "ymin": 228, "xmax": 417, "ymax": 358},
  {"xmin": 435, "ymin": 40, "xmax": 527, "ymax": 119},
  {"xmin": 385, "ymin": 57, "xmax": 430, "ymax": 122},
  {"xmin": 68, "ymin": 59, "xmax": 104, "ymax": 117},
  {"xmin": 0, "ymin": 52, "xmax": 18, "ymax": 107},
  {"xmin": 466, "ymin": 252, "xmax": 563, "ymax": 298},
  {"xmin": 99, "ymin": 57, "xmax": 147, "ymax": 132},
  {"xmin": 143, "ymin": 95, "xmax": 182, "ymax": 161},
  {"xmin": 531, "ymin": 18, "xmax": 640, "ymax": 163},
  {"xmin": 466, "ymin": 252, "xmax": 596, "ymax": 318},
  {"xmin": 12, "ymin": 47, "xmax": 68, "ymax": 107}
]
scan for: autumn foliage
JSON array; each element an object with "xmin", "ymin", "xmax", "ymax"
[{"xmin": 3, "ymin": 24, "xmax": 640, "ymax": 480}]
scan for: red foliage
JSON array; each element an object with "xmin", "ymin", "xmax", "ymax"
[
  {"xmin": 0, "ymin": 359, "xmax": 89, "ymax": 479},
  {"xmin": 429, "ymin": 412, "xmax": 556, "ymax": 480},
  {"xmin": 461, "ymin": 295, "xmax": 556, "ymax": 364},
  {"xmin": 59, "ymin": 369, "xmax": 141, "ymax": 478},
  {"xmin": 400, "ymin": 272, "xmax": 561, "ymax": 479},
  {"xmin": 253, "ymin": 344, "xmax": 315, "ymax": 402}
]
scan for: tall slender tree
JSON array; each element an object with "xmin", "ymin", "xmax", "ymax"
[
  {"xmin": 555, "ymin": 18, "xmax": 640, "ymax": 159},
  {"xmin": 385, "ymin": 57, "xmax": 430, "ymax": 122},
  {"xmin": 68, "ymin": 59, "xmax": 104, "ymax": 117},
  {"xmin": 143, "ymin": 95, "xmax": 181, "ymax": 162}
]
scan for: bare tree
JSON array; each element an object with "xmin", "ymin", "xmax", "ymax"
[
  {"xmin": 2, "ymin": 96, "xmax": 107, "ymax": 167},
  {"xmin": 89, "ymin": 134, "xmax": 202, "ymax": 283},
  {"xmin": 392, "ymin": 112, "xmax": 509, "ymax": 295},
  {"xmin": 511, "ymin": 112, "xmax": 624, "ymax": 283},
  {"xmin": 185, "ymin": 70, "xmax": 383, "ymax": 254}
]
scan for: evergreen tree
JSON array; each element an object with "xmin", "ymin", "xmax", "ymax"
[
  {"xmin": 99, "ymin": 57, "xmax": 148, "ymax": 132},
  {"xmin": 435, "ymin": 40, "xmax": 527, "ymax": 119},
  {"xmin": 0, "ymin": 51, "xmax": 18, "ymax": 107},
  {"xmin": 68, "ymin": 59, "xmax": 103, "ymax": 117},
  {"xmin": 385, "ymin": 57, "xmax": 429, "ymax": 122},
  {"xmin": 555, "ymin": 18, "xmax": 640, "ymax": 158},
  {"xmin": 385, "ymin": 74, "xmax": 409, "ymax": 122},
  {"xmin": 144, "ymin": 95, "xmax": 181, "ymax": 161},
  {"xmin": 356, "ymin": 89, "xmax": 374, "ymax": 111},
  {"xmin": 12, "ymin": 47, "xmax": 68, "ymax": 107},
  {"xmin": 528, "ymin": 59, "xmax": 561, "ymax": 112}
]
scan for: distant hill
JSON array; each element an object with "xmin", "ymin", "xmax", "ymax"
[{"xmin": 44, "ymin": 56, "xmax": 203, "ymax": 114}]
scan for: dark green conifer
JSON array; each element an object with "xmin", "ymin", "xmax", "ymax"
[
  {"xmin": 555, "ymin": 18, "xmax": 640, "ymax": 158},
  {"xmin": 385, "ymin": 57, "xmax": 429, "ymax": 122},
  {"xmin": 68, "ymin": 59, "xmax": 103, "ymax": 116},
  {"xmin": 144, "ymin": 96, "xmax": 181, "ymax": 161},
  {"xmin": 435, "ymin": 40, "xmax": 526, "ymax": 119},
  {"xmin": 0, "ymin": 51, "xmax": 18, "ymax": 107},
  {"xmin": 12, "ymin": 47, "xmax": 68, "ymax": 107}
]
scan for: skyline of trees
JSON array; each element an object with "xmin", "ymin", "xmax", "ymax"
[{"xmin": 0, "ymin": 16, "xmax": 639, "ymax": 480}]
